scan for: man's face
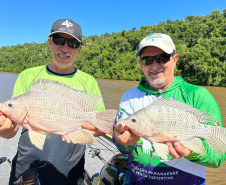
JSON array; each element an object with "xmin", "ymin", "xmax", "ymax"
[
  {"xmin": 139, "ymin": 46, "xmax": 178, "ymax": 91},
  {"xmin": 48, "ymin": 33, "xmax": 82, "ymax": 73}
]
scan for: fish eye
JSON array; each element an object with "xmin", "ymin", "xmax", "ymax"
[
  {"xmin": 8, "ymin": 103, "xmax": 14, "ymax": 107},
  {"xmin": 131, "ymin": 118, "xmax": 136, "ymax": 123}
]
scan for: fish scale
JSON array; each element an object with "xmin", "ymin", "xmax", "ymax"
[
  {"xmin": 0, "ymin": 79, "xmax": 117, "ymax": 150},
  {"xmin": 119, "ymin": 98, "xmax": 226, "ymax": 160}
]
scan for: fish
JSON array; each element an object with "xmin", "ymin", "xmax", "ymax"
[
  {"xmin": 0, "ymin": 79, "xmax": 117, "ymax": 150},
  {"xmin": 118, "ymin": 98, "xmax": 226, "ymax": 160}
]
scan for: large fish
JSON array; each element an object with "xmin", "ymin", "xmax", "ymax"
[
  {"xmin": 118, "ymin": 98, "xmax": 226, "ymax": 160},
  {"xmin": 0, "ymin": 79, "xmax": 117, "ymax": 150}
]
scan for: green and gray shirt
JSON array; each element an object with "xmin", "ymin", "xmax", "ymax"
[
  {"xmin": 113, "ymin": 76, "xmax": 225, "ymax": 185},
  {"xmin": 10, "ymin": 65, "xmax": 104, "ymax": 185}
]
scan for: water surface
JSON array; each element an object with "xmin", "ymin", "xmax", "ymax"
[{"xmin": 0, "ymin": 73, "xmax": 225, "ymax": 185}]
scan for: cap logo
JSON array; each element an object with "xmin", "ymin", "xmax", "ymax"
[
  {"xmin": 62, "ymin": 20, "xmax": 73, "ymax": 28},
  {"xmin": 146, "ymin": 33, "xmax": 162, "ymax": 41}
]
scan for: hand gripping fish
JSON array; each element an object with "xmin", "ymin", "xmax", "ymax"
[
  {"xmin": 0, "ymin": 79, "xmax": 117, "ymax": 150},
  {"xmin": 118, "ymin": 98, "xmax": 226, "ymax": 160}
]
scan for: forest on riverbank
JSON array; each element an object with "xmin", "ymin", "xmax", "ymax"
[{"xmin": 0, "ymin": 9, "xmax": 226, "ymax": 86}]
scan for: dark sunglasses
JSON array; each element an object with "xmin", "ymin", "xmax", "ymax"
[
  {"xmin": 51, "ymin": 35, "xmax": 81, "ymax": 49},
  {"xmin": 140, "ymin": 52, "xmax": 175, "ymax": 66}
]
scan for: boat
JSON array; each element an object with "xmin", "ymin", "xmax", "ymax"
[
  {"xmin": 84, "ymin": 134, "xmax": 128, "ymax": 185},
  {"xmin": 0, "ymin": 130, "xmax": 127, "ymax": 185}
]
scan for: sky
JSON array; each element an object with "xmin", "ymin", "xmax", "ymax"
[{"xmin": 0, "ymin": 0, "xmax": 225, "ymax": 47}]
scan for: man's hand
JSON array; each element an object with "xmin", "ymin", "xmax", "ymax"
[
  {"xmin": 165, "ymin": 141, "xmax": 191, "ymax": 159},
  {"xmin": 0, "ymin": 115, "xmax": 19, "ymax": 139},
  {"xmin": 114, "ymin": 122, "xmax": 140, "ymax": 146},
  {"xmin": 81, "ymin": 122, "xmax": 107, "ymax": 137}
]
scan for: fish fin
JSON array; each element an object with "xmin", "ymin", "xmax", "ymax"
[
  {"xmin": 181, "ymin": 138, "xmax": 206, "ymax": 154},
  {"xmin": 94, "ymin": 109, "xmax": 118, "ymax": 133},
  {"xmin": 62, "ymin": 134, "xmax": 71, "ymax": 143},
  {"xmin": 64, "ymin": 129, "xmax": 98, "ymax": 144},
  {"xmin": 153, "ymin": 142, "xmax": 169, "ymax": 161},
  {"xmin": 151, "ymin": 98, "xmax": 215, "ymax": 122},
  {"xmin": 28, "ymin": 131, "xmax": 47, "ymax": 150},
  {"xmin": 204, "ymin": 126, "xmax": 226, "ymax": 154},
  {"xmin": 30, "ymin": 79, "xmax": 103, "ymax": 111}
]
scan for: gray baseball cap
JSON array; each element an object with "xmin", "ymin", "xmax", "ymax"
[
  {"xmin": 48, "ymin": 19, "xmax": 82, "ymax": 42},
  {"xmin": 136, "ymin": 33, "xmax": 176, "ymax": 57}
]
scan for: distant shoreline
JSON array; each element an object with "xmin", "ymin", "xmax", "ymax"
[{"xmin": 0, "ymin": 71, "xmax": 19, "ymax": 74}]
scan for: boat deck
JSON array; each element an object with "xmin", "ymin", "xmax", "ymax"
[
  {"xmin": 0, "ymin": 127, "xmax": 119, "ymax": 185},
  {"xmin": 85, "ymin": 134, "xmax": 119, "ymax": 183}
]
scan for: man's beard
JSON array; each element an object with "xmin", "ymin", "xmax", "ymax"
[{"xmin": 147, "ymin": 73, "xmax": 166, "ymax": 87}]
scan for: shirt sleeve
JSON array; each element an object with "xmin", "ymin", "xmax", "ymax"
[
  {"xmin": 13, "ymin": 71, "xmax": 31, "ymax": 97},
  {"xmin": 91, "ymin": 79, "xmax": 105, "ymax": 111},
  {"xmin": 112, "ymin": 92, "xmax": 136, "ymax": 154},
  {"xmin": 185, "ymin": 87, "xmax": 226, "ymax": 168}
]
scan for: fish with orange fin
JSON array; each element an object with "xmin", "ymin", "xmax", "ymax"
[{"xmin": 0, "ymin": 79, "xmax": 117, "ymax": 150}]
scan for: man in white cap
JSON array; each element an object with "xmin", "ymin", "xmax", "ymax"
[
  {"xmin": 113, "ymin": 33, "xmax": 226, "ymax": 184},
  {"xmin": 0, "ymin": 18, "xmax": 106, "ymax": 185}
]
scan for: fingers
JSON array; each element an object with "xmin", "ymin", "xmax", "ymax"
[
  {"xmin": 0, "ymin": 115, "xmax": 18, "ymax": 139},
  {"xmin": 114, "ymin": 122, "xmax": 124, "ymax": 133},
  {"xmin": 81, "ymin": 122, "xmax": 106, "ymax": 137},
  {"xmin": 166, "ymin": 142, "xmax": 180, "ymax": 159},
  {"xmin": 62, "ymin": 135, "xmax": 71, "ymax": 143},
  {"xmin": 114, "ymin": 129, "xmax": 136, "ymax": 146},
  {"xmin": 166, "ymin": 141, "xmax": 191, "ymax": 159},
  {"xmin": 0, "ymin": 115, "xmax": 12, "ymax": 128},
  {"xmin": 114, "ymin": 123, "xmax": 140, "ymax": 146},
  {"xmin": 0, "ymin": 103, "xmax": 3, "ymax": 113},
  {"xmin": 173, "ymin": 142, "xmax": 191, "ymax": 157},
  {"xmin": 0, "ymin": 114, "xmax": 5, "ymax": 126},
  {"xmin": 81, "ymin": 122, "xmax": 96, "ymax": 131}
]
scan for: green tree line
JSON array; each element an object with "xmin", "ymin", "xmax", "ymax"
[{"xmin": 0, "ymin": 9, "xmax": 226, "ymax": 86}]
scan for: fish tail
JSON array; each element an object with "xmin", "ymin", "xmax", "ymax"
[
  {"xmin": 205, "ymin": 126, "xmax": 226, "ymax": 154},
  {"xmin": 95, "ymin": 109, "xmax": 117, "ymax": 133}
]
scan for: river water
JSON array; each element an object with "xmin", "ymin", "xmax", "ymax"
[{"xmin": 0, "ymin": 73, "xmax": 226, "ymax": 185}]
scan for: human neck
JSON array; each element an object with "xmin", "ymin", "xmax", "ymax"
[{"xmin": 48, "ymin": 64, "xmax": 75, "ymax": 74}]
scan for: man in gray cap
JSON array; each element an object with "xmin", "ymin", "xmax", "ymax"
[
  {"xmin": 113, "ymin": 33, "xmax": 225, "ymax": 184},
  {"xmin": 0, "ymin": 18, "xmax": 106, "ymax": 185}
]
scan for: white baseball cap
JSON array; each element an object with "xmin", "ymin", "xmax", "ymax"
[{"xmin": 136, "ymin": 33, "xmax": 176, "ymax": 57}]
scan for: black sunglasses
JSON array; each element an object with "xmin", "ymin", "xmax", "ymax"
[
  {"xmin": 51, "ymin": 35, "xmax": 81, "ymax": 49},
  {"xmin": 140, "ymin": 52, "xmax": 175, "ymax": 66}
]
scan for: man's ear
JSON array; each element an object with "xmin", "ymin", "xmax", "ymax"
[
  {"xmin": 173, "ymin": 53, "xmax": 178, "ymax": 67},
  {"xmin": 138, "ymin": 59, "xmax": 142, "ymax": 67},
  {"xmin": 48, "ymin": 37, "xmax": 52, "ymax": 46},
  {"xmin": 78, "ymin": 45, "xmax": 82, "ymax": 52}
]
